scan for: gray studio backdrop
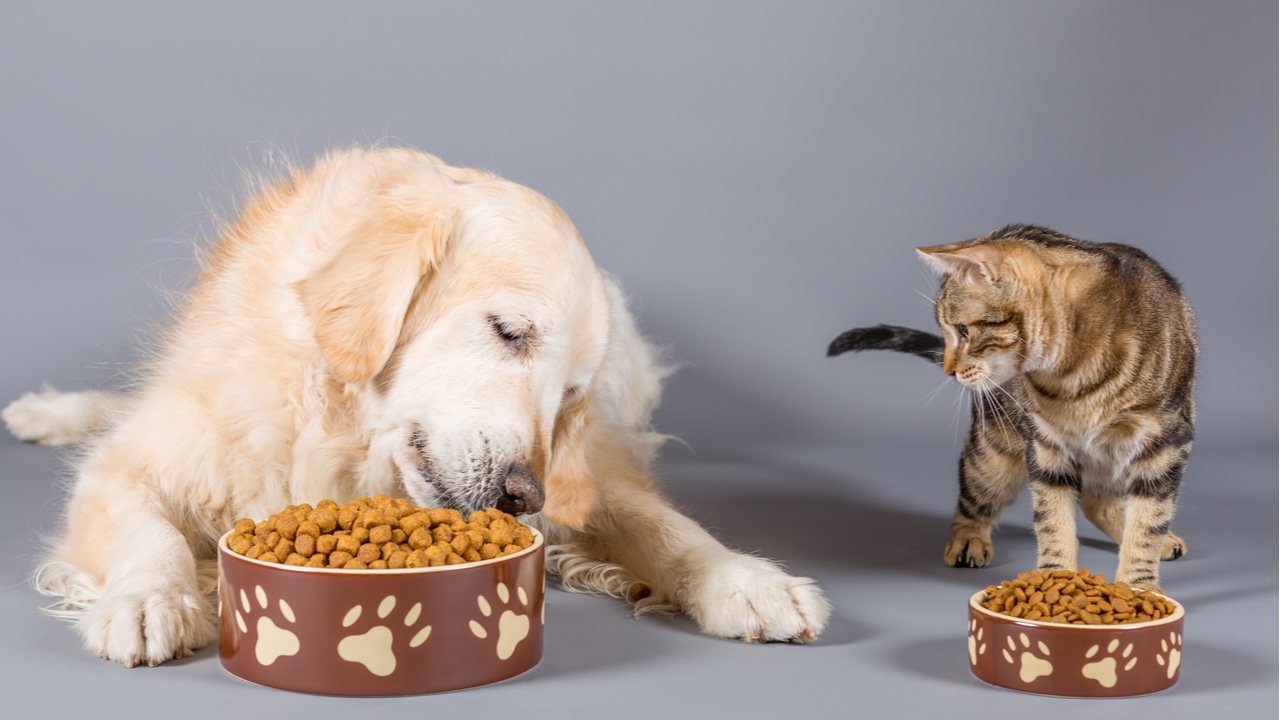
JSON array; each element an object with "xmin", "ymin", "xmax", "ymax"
[
  {"xmin": 0, "ymin": 2, "xmax": 1275, "ymax": 717},
  {"xmin": 2, "ymin": 2, "xmax": 1274, "ymax": 455}
]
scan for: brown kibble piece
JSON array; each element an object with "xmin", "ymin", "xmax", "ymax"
[
  {"xmin": 276, "ymin": 514, "xmax": 300, "ymax": 540},
  {"xmin": 338, "ymin": 508, "xmax": 357, "ymax": 531},
  {"xmin": 450, "ymin": 534, "xmax": 470, "ymax": 555},
  {"xmin": 294, "ymin": 534, "xmax": 316, "ymax": 557},
  {"xmin": 336, "ymin": 534, "xmax": 361, "ymax": 556},
  {"xmin": 316, "ymin": 534, "xmax": 337, "ymax": 555},
  {"xmin": 228, "ymin": 534, "xmax": 253, "ymax": 555},
  {"xmin": 370, "ymin": 525, "xmax": 393, "ymax": 545},
  {"xmin": 408, "ymin": 528, "xmax": 432, "ymax": 550},
  {"xmin": 234, "ymin": 518, "xmax": 256, "ymax": 535},
  {"xmin": 356, "ymin": 543, "xmax": 381, "ymax": 564}
]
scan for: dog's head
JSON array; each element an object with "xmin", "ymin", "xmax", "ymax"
[{"xmin": 298, "ymin": 154, "xmax": 650, "ymax": 530}]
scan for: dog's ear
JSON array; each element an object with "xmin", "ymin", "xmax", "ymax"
[
  {"xmin": 541, "ymin": 392, "xmax": 594, "ymax": 530},
  {"xmin": 298, "ymin": 191, "xmax": 454, "ymax": 384}
]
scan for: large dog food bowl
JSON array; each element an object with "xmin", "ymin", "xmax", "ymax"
[
  {"xmin": 967, "ymin": 589, "xmax": 1183, "ymax": 697},
  {"xmin": 217, "ymin": 527, "xmax": 544, "ymax": 695}
]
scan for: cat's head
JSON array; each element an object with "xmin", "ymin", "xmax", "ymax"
[{"xmin": 917, "ymin": 228, "xmax": 1067, "ymax": 390}]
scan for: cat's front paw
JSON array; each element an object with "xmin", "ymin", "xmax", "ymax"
[
  {"xmin": 945, "ymin": 534, "xmax": 993, "ymax": 568},
  {"xmin": 1161, "ymin": 532, "xmax": 1187, "ymax": 561}
]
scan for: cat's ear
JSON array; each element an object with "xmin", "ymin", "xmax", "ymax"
[{"xmin": 917, "ymin": 242, "xmax": 1013, "ymax": 284}]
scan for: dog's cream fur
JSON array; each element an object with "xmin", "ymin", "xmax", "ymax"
[{"xmin": 4, "ymin": 147, "xmax": 829, "ymax": 667}]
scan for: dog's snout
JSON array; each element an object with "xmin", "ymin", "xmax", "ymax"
[{"xmin": 496, "ymin": 465, "xmax": 544, "ymax": 516}]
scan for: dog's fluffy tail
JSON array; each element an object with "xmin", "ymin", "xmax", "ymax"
[
  {"xmin": 2, "ymin": 388, "xmax": 129, "ymax": 445},
  {"xmin": 827, "ymin": 324, "xmax": 945, "ymax": 363}
]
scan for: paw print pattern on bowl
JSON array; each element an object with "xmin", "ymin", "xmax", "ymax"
[
  {"xmin": 336, "ymin": 595, "xmax": 433, "ymax": 677},
  {"xmin": 469, "ymin": 582, "xmax": 531, "ymax": 660},
  {"xmin": 1082, "ymin": 638, "xmax": 1137, "ymax": 688},
  {"xmin": 1002, "ymin": 631, "xmax": 1053, "ymax": 683},
  {"xmin": 967, "ymin": 619, "xmax": 986, "ymax": 666},
  {"xmin": 1156, "ymin": 631, "xmax": 1182, "ymax": 679},
  {"xmin": 235, "ymin": 585, "xmax": 300, "ymax": 666}
]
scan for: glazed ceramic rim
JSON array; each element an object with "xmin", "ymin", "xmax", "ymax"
[
  {"xmin": 970, "ymin": 589, "xmax": 1184, "ymax": 630},
  {"xmin": 218, "ymin": 525, "xmax": 544, "ymax": 575}
]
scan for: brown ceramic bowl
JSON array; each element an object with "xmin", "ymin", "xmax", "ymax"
[
  {"xmin": 217, "ymin": 528, "xmax": 544, "ymax": 696},
  {"xmin": 968, "ymin": 590, "xmax": 1183, "ymax": 697}
]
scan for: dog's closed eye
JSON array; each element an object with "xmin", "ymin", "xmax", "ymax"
[{"xmin": 489, "ymin": 316, "xmax": 534, "ymax": 355}]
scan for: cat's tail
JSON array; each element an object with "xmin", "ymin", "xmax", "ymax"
[{"xmin": 827, "ymin": 324, "xmax": 945, "ymax": 363}]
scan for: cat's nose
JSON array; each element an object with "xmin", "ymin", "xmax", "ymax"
[{"xmin": 496, "ymin": 465, "xmax": 544, "ymax": 516}]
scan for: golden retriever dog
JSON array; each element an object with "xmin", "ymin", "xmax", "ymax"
[{"xmin": 3, "ymin": 147, "xmax": 829, "ymax": 667}]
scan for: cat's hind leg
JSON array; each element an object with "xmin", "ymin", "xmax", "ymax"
[
  {"xmin": 1115, "ymin": 449, "xmax": 1189, "ymax": 591},
  {"xmin": 945, "ymin": 421, "xmax": 1027, "ymax": 568},
  {"xmin": 1081, "ymin": 487, "xmax": 1187, "ymax": 561}
]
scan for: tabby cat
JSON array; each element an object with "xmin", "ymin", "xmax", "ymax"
[{"xmin": 830, "ymin": 225, "xmax": 1196, "ymax": 590}]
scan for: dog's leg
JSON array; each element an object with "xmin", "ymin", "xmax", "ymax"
[
  {"xmin": 41, "ymin": 455, "xmax": 216, "ymax": 667},
  {"xmin": 548, "ymin": 464, "xmax": 830, "ymax": 643},
  {"xmin": 3, "ymin": 388, "xmax": 129, "ymax": 445}
]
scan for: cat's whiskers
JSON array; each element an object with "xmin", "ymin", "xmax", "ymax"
[{"xmin": 922, "ymin": 375, "xmax": 954, "ymax": 408}]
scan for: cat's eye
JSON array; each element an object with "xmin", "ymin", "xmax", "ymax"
[{"xmin": 956, "ymin": 324, "xmax": 969, "ymax": 341}]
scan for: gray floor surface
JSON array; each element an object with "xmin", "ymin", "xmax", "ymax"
[{"xmin": 2, "ymin": 436, "xmax": 1274, "ymax": 719}]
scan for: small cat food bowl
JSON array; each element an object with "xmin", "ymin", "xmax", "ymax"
[
  {"xmin": 217, "ymin": 528, "xmax": 544, "ymax": 696},
  {"xmin": 967, "ymin": 590, "xmax": 1183, "ymax": 697}
]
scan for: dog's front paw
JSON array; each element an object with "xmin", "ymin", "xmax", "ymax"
[
  {"xmin": 81, "ymin": 585, "xmax": 216, "ymax": 667},
  {"xmin": 686, "ymin": 555, "xmax": 830, "ymax": 643}
]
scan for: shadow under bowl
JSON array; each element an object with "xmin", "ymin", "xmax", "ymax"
[
  {"xmin": 967, "ymin": 590, "xmax": 1183, "ymax": 698},
  {"xmin": 217, "ymin": 528, "xmax": 545, "ymax": 696}
]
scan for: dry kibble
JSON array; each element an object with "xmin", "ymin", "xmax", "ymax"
[
  {"xmin": 228, "ymin": 534, "xmax": 253, "ymax": 555},
  {"xmin": 981, "ymin": 570, "xmax": 1178, "ymax": 626},
  {"xmin": 370, "ymin": 525, "xmax": 393, "ymax": 545},
  {"xmin": 294, "ymin": 534, "xmax": 316, "ymax": 558},
  {"xmin": 356, "ymin": 542, "xmax": 382, "ymax": 564},
  {"xmin": 276, "ymin": 514, "xmax": 300, "ymax": 540},
  {"xmin": 336, "ymin": 534, "xmax": 361, "ymax": 556},
  {"xmin": 273, "ymin": 538, "xmax": 295, "ymax": 558},
  {"xmin": 227, "ymin": 500, "xmax": 535, "ymax": 570}
]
